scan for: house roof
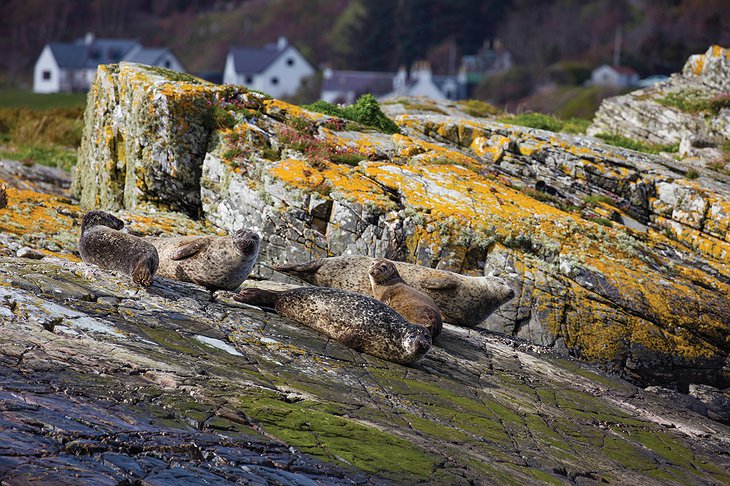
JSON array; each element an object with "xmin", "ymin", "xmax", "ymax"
[
  {"xmin": 322, "ymin": 70, "xmax": 395, "ymax": 96},
  {"xmin": 124, "ymin": 46, "xmax": 171, "ymax": 65},
  {"xmin": 48, "ymin": 38, "xmax": 140, "ymax": 69},
  {"xmin": 594, "ymin": 64, "xmax": 638, "ymax": 76},
  {"xmin": 229, "ymin": 45, "xmax": 284, "ymax": 75}
]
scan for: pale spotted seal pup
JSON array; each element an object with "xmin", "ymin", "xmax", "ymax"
[
  {"xmin": 78, "ymin": 210, "xmax": 159, "ymax": 287},
  {"xmin": 368, "ymin": 258, "xmax": 443, "ymax": 338},
  {"xmin": 234, "ymin": 287, "xmax": 431, "ymax": 365},
  {"xmin": 145, "ymin": 230, "xmax": 260, "ymax": 290},
  {"xmin": 274, "ymin": 256, "xmax": 515, "ymax": 327}
]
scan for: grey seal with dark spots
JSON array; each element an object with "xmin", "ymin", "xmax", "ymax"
[
  {"xmin": 369, "ymin": 258, "xmax": 443, "ymax": 338},
  {"xmin": 146, "ymin": 229, "xmax": 260, "ymax": 291},
  {"xmin": 234, "ymin": 286, "xmax": 431, "ymax": 365},
  {"xmin": 78, "ymin": 210, "xmax": 159, "ymax": 287},
  {"xmin": 274, "ymin": 255, "xmax": 515, "ymax": 327}
]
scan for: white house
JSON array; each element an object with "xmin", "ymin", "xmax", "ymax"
[
  {"xmin": 33, "ymin": 33, "xmax": 185, "ymax": 93},
  {"xmin": 321, "ymin": 62, "xmax": 463, "ymax": 104},
  {"xmin": 590, "ymin": 64, "xmax": 639, "ymax": 88},
  {"xmin": 223, "ymin": 37, "xmax": 315, "ymax": 99}
]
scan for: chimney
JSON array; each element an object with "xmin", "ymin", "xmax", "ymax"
[
  {"xmin": 394, "ymin": 65, "xmax": 407, "ymax": 91},
  {"xmin": 323, "ymin": 65, "xmax": 333, "ymax": 79},
  {"xmin": 84, "ymin": 32, "xmax": 95, "ymax": 46},
  {"xmin": 277, "ymin": 36, "xmax": 288, "ymax": 50}
]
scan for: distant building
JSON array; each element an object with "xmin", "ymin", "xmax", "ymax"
[
  {"xmin": 33, "ymin": 33, "xmax": 184, "ymax": 93},
  {"xmin": 321, "ymin": 62, "xmax": 462, "ymax": 103},
  {"xmin": 460, "ymin": 39, "xmax": 513, "ymax": 94},
  {"xmin": 321, "ymin": 69, "xmax": 395, "ymax": 104},
  {"xmin": 590, "ymin": 65, "xmax": 639, "ymax": 88},
  {"xmin": 223, "ymin": 36, "xmax": 315, "ymax": 99}
]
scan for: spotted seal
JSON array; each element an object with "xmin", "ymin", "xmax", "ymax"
[
  {"xmin": 78, "ymin": 210, "xmax": 159, "ymax": 287},
  {"xmin": 145, "ymin": 230, "xmax": 260, "ymax": 290},
  {"xmin": 274, "ymin": 255, "xmax": 515, "ymax": 327},
  {"xmin": 234, "ymin": 286, "xmax": 431, "ymax": 365},
  {"xmin": 368, "ymin": 258, "xmax": 443, "ymax": 338}
]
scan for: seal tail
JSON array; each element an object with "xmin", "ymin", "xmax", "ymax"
[
  {"xmin": 234, "ymin": 288, "xmax": 281, "ymax": 307},
  {"xmin": 271, "ymin": 260, "xmax": 323, "ymax": 283}
]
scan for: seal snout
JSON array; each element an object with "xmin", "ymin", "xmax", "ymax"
[
  {"xmin": 233, "ymin": 229, "xmax": 261, "ymax": 254},
  {"xmin": 368, "ymin": 258, "xmax": 396, "ymax": 283},
  {"xmin": 403, "ymin": 327, "xmax": 432, "ymax": 361}
]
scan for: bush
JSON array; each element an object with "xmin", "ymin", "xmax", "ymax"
[
  {"xmin": 595, "ymin": 133, "xmax": 679, "ymax": 154},
  {"xmin": 457, "ymin": 99, "xmax": 502, "ymax": 117},
  {"xmin": 304, "ymin": 94, "xmax": 400, "ymax": 134}
]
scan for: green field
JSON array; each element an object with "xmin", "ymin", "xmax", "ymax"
[
  {"xmin": 0, "ymin": 89, "xmax": 86, "ymax": 171},
  {"xmin": 0, "ymin": 89, "xmax": 87, "ymax": 109}
]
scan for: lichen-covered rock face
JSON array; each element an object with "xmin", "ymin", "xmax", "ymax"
[
  {"xmin": 588, "ymin": 45, "xmax": 730, "ymax": 168},
  {"xmin": 73, "ymin": 62, "xmax": 238, "ymax": 216},
  {"xmin": 71, "ymin": 62, "xmax": 730, "ymax": 390}
]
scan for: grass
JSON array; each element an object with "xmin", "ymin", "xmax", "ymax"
[
  {"xmin": 595, "ymin": 133, "xmax": 679, "ymax": 155},
  {"xmin": 498, "ymin": 112, "xmax": 590, "ymax": 134},
  {"xmin": 0, "ymin": 104, "xmax": 84, "ymax": 171},
  {"xmin": 0, "ymin": 89, "xmax": 87, "ymax": 110}
]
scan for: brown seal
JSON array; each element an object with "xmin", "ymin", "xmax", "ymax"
[
  {"xmin": 273, "ymin": 255, "xmax": 515, "ymax": 327},
  {"xmin": 234, "ymin": 286, "xmax": 431, "ymax": 365},
  {"xmin": 145, "ymin": 229, "xmax": 260, "ymax": 291},
  {"xmin": 368, "ymin": 258, "xmax": 443, "ymax": 338},
  {"xmin": 78, "ymin": 211, "xmax": 159, "ymax": 287}
]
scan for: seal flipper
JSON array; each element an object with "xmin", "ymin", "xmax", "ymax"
[
  {"xmin": 170, "ymin": 239, "xmax": 208, "ymax": 261},
  {"xmin": 419, "ymin": 275, "xmax": 459, "ymax": 290},
  {"xmin": 272, "ymin": 259, "xmax": 325, "ymax": 284},
  {"xmin": 234, "ymin": 288, "xmax": 281, "ymax": 308},
  {"xmin": 131, "ymin": 259, "xmax": 154, "ymax": 287}
]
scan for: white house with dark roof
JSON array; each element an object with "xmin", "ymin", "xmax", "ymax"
[
  {"xmin": 223, "ymin": 36, "xmax": 315, "ymax": 98},
  {"xmin": 590, "ymin": 64, "xmax": 639, "ymax": 88},
  {"xmin": 33, "ymin": 33, "xmax": 184, "ymax": 93}
]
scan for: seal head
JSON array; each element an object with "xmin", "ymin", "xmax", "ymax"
[{"xmin": 368, "ymin": 258, "xmax": 443, "ymax": 338}]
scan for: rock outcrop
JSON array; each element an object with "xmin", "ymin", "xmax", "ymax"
[
  {"xmin": 588, "ymin": 45, "xmax": 730, "ymax": 169},
  {"xmin": 72, "ymin": 62, "xmax": 730, "ymax": 391},
  {"xmin": 1, "ymin": 204, "xmax": 729, "ymax": 483}
]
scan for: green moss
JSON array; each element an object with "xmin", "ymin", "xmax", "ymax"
[
  {"xmin": 0, "ymin": 144, "xmax": 77, "ymax": 171},
  {"xmin": 457, "ymin": 99, "xmax": 502, "ymax": 117},
  {"xmin": 498, "ymin": 113, "xmax": 590, "ymax": 134},
  {"xmin": 138, "ymin": 64, "xmax": 210, "ymax": 85},
  {"xmin": 303, "ymin": 94, "xmax": 400, "ymax": 134},
  {"xmin": 685, "ymin": 168, "xmax": 699, "ymax": 180},
  {"xmin": 595, "ymin": 133, "xmax": 679, "ymax": 154},
  {"xmin": 657, "ymin": 88, "xmax": 720, "ymax": 114},
  {"xmin": 236, "ymin": 394, "xmax": 436, "ymax": 478}
]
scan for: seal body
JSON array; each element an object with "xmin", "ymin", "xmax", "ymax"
[
  {"xmin": 78, "ymin": 211, "xmax": 159, "ymax": 287},
  {"xmin": 235, "ymin": 287, "xmax": 431, "ymax": 365},
  {"xmin": 274, "ymin": 256, "xmax": 515, "ymax": 327},
  {"xmin": 369, "ymin": 258, "xmax": 443, "ymax": 338},
  {"xmin": 146, "ymin": 229, "xmax": 260, "ymax": 290}
]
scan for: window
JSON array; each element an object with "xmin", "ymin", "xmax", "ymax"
[
  {"xmin": 271, "ymin": 77, "xmax": 279, "ymax": 85},
  {"xmin": 245, "ymin": 76, "xmax": 253, "ymax": 84},
  {"xmin": 42, "ymin": 70, "xmax": 51, "ymax": 80},
  {"xmin": 164, "ymin": 60, "xmax": 171, "ymax": 68},
  {"xmin": 286, "ymin": 58, "xmax": 295, "ymax": 67}
]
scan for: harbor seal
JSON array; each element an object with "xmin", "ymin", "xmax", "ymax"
[
  {"xmin": 234, "ymin": 286, "xmax": 431, "ymax": 365},
  {"xmin": 274, "ymin": 255, "xmax": 515, "ymax": 327},
  {"xmin": 369, "ymin": 258, "xmax": 443, "ymax": 338},
  {"xmin": 78, "ymin": 210, "xmax": 159, "ymax": 287},
  {"xmin": 145, "ymin": 229, "xmax": 260, "ymax": 290}
]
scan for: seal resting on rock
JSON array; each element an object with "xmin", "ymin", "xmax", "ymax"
[
  {"xmin": 78, "ymin": 210, "xmax": 159, "ymax": 287},
  {"xmin": 274, "ymin": 256, "xmax": 515, "ymax": 327},
  {"xmin": 146, "ymin": 230, "xmax": 260, "ymax": 291},
  {"xmin": 234, "ymin": 286, "xmax": 431, "ymax": 365},
  {"xmin": 369, "ymin": 258, "xmax": 443, "ymax": 338}
]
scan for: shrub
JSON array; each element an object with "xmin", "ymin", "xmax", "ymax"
[
  {"xmin": 685, "ymin": 168, "xmax": 700, "ymax": 180},
  {"xmin": 595, "ymin": 133, "xmax": 679, "ymax": 154},
  {"xmin": 457, "ymin": 99, "xmax": 502, "ymax": 117},
  {"xmin": 304, "ymin": 94, "xmax": 400, "ymax": 134}
]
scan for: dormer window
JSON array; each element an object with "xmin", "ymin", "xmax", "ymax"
[{"xmin": 286, "ymin": 58, "xmax": 295, "ymax": 67}]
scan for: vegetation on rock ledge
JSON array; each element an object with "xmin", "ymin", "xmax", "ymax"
[{"xmin": 304, "ymin": 94, "xmax": 401, "ymax": 134}]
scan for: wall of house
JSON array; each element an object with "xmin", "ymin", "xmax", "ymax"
[
  {"xmin": 252, "ymin": 47, "xmax": 315, "ymax": 98},
  {"xmin": 33, "ymin": 46, "xmax": 60, "ymax": 93},
  {"xmin": 222, "ymin": 53, "xmax": 238, "ymax": 86},
  {"xmin": 157, "ymin": 54, "xmax": 185, "ymax": 73}
]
